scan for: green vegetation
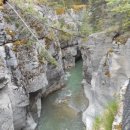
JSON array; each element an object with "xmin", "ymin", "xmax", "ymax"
[
  {"xmin": 6, "ymin": 0, "xmax": 130, "ymax": 66},
  {"xmin": 93, "ymin": 100, "xmax": 118, "ymax": 130},
  {"xmin": 79, "ymin": 9, "xmax": 92, "ymax": 36},
  {"xmin": 38, "ymin": 48, "xmax": 57, "ymax": 66},
  {"xmin": 87, "ymin": 0, "xmax": 130, "ymax": 32},
  {"xmin": 88, "ymin": 0, "xmax": 107, "ymax": 31},
  {"xmin": 106, "ymin": 0, "xmax": 130, "ymax": 30},
  {"xmin": 9, "ymin": 0, "xmax": 130, "ymax": 33}
]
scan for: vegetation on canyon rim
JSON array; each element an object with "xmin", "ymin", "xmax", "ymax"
[
  {"xmin": 93, "ymin": 100, "xmax": 119, "ymax": 130},
  {"xmin": 6, "ymin": 0, "xmax": 130, "ymax": 43}
]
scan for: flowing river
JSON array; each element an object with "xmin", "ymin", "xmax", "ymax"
[{"xmin": 38, "ymin": 60, "xmax": 88, "ymax": 130}]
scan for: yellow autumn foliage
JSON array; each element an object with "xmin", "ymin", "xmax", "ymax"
[
  {"xmin": 55, "ymin": 4, "xmax": 87, "ymax": 15},
  {"xmin": 0, "ymin": 0, "xmax": 3, "ymax": 5},
  {"xmin": 72, "ymin": 4, "xmax": 87, "ymax": 11},
  {"xmin": 14, "ymin": 39, "xmax": 28, "ymax": 46},
  {"xmin": 5, "ymin": 28, "xmax": 16, "ymax": 37},
  {"xmin": 0, "ymin": 0, "xmax": 4, "ymax": 10},
  {"xmin": 55, "ymin": 8, "xmax": 65, "ymax": 15}
]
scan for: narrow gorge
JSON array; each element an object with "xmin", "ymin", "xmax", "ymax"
[
  {"xmin": 0, "ymin": 0, "xmax": 130, "ymax": 130},
  {"xmin": 38, "ymin": 60, "xmax": 88, "ymax": 130}
]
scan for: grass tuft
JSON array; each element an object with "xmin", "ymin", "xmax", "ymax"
[{"xmin": 93, "ymin": 100, "xmax": 118, "ymax": 130}]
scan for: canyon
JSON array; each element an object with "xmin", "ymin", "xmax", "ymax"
[{"xmin": 0, "ymin": 1, "xmax": 130, "ymax": 130}]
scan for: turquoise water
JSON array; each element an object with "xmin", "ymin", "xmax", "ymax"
[{"xmin": 38, "ymin": 60, "xmax": 88, "ymax": 130}]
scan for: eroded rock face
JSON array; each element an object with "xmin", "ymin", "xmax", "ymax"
[
  {"xmin": 81, "ymin": 32, "xmax": 130, "ymax": 130},
  {"xmin": 0, "ymin": 92, "xmax": 14, "ymax": 130},
  {"xmin": 0, "ymin": 3, "xmax": 97, "ymax": 130},
  {"xmin": 0, "ymin": 9, "xmax": 65, "ymax": 130},
  {"xmin": 61, "ymin": 39, "xmax": 82, "ymax": 70},
  {"xmin": 112, "ymin": 80, "xmax": 129, "ymax": 130},
  {"xmin": 2, "ymin": 2, "xmax": 130, "ymax": 130},
  {"xmin": 81, "ymin": 32, "xmax": 114, "ymax": 84},
  {"xmin": 62, "ymin": 45, "xmax": 77, "ymax": 69},
  {"xmin": 0, "ymin": 46, "xmax": 29, "ymax": 130},
  {"xmin": 122, "ymin": 39, "xmax": 130, "ymax": 130}
]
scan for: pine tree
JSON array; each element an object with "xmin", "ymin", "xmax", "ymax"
[
  {"xmin": 106, "ymin": 0, "xmax": 130, "ymax": 30},
  {"xmin": 88, "ymin": 0, "xmax": 107, "ymax": 31}
]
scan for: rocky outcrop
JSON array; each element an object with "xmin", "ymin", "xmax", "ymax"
[
  {"xmin": 80, "ymin": 32, "xmax": 130, "ymax": 130},
  {"xmin": 0, "ymin": 46, "xmax": 29, "ymax": 130},
  {"xmin": 62, "ymin": 38, "xmax": 82, "ymax": 69},
  {"xmin": 122, "ymin": 39, "xmax": 130, "ymax": 130},
  {"xmin": 0, "ymin": 3, "xmax": 85, "ymax": 129},
  {"xmin": 112, "ymin": 79, "xmax": 128, "ymax": 130},
  {"xmin": 122, "ymin": 81, "xmax": 130, "ymax": 130},
  {"xmin": 0, "ymin": 7, "xmax": 65, "ymax": 130},
  {"xmin": 112, "ymin": 39, "xmax": 130, "ymax": 130}
]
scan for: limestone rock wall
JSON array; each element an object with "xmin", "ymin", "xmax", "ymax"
[
  {"xmin": 2, "ymin": 2, "xmax": 130, "ymax": 130},
  {"xmin": 122, "ymin": 39, "xmax": 130, "ymax": 130},
  {"xmin": 122, "ymin": 81, "xmax": 130, "ymax": 130},
  {"xmin": 0, "ymin": 8, "xmax": 65, "ymax": 130},
  {"xmin": 80, "ymin": 32, "xmax": 130, "ymax": 130},
  {"xmin": 61, "ymin": 38, "xmax": 82, "ymax": 70},
  {"xmin": 0, "ymin": 3, "xmax": 84, "ymax": 129}
]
